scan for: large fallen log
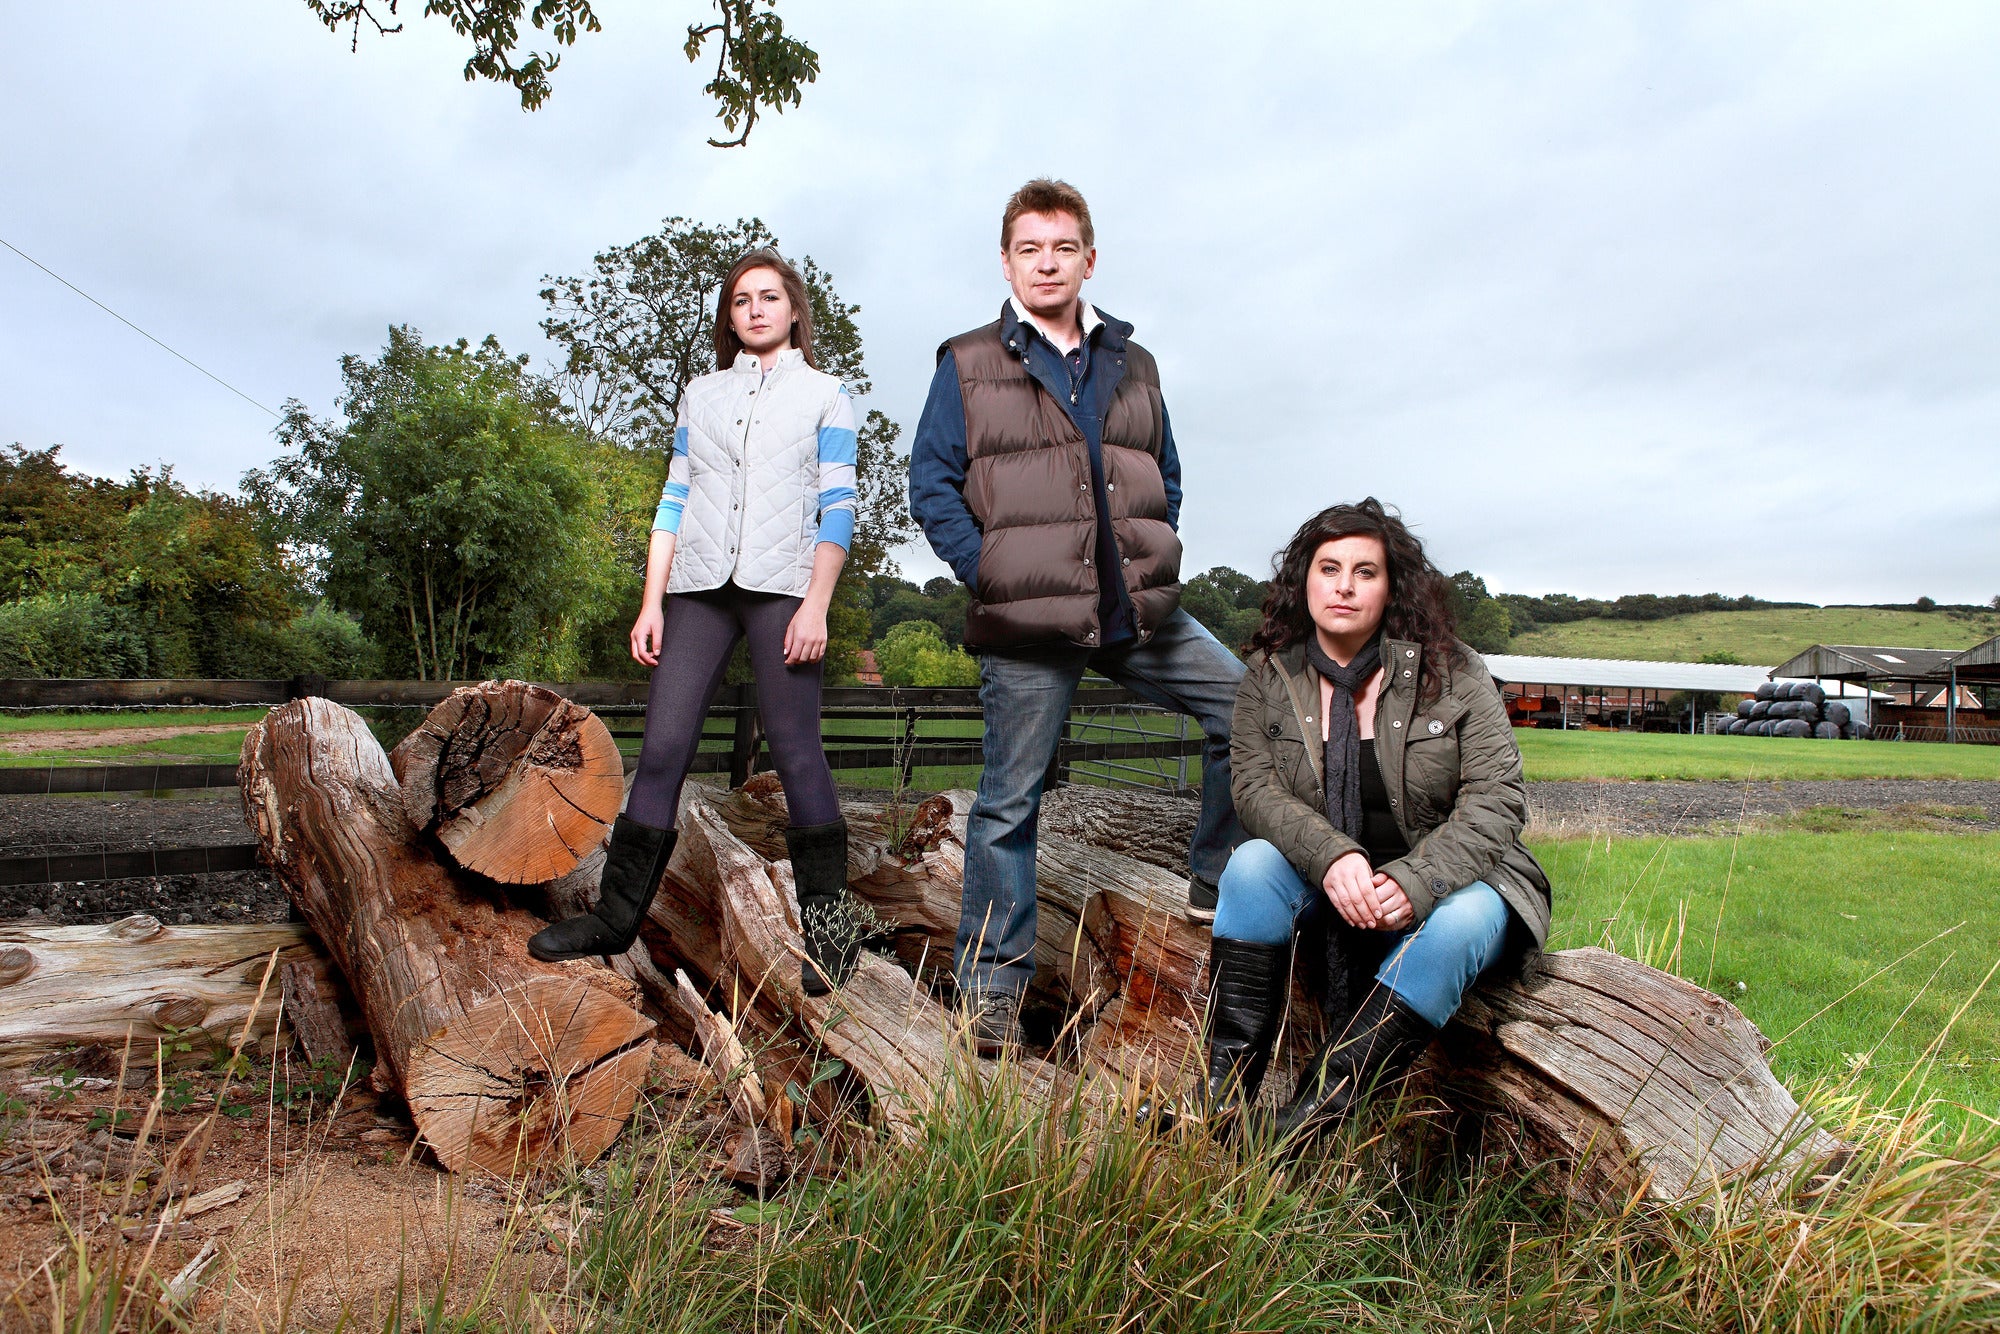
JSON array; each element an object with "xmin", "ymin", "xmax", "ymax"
[
  {"xmin": 0, "ymin": 915, "xmax": 320, "ymax": 1068},
  {"xmin": 388, "ymin": 679, "xmax": 623, "ymax": 884},
  {"xmin": 240, "ymin": 697, "xmax": 655, "ymax": 1175},
  {"xmin": 683, "ymin": 777, "xmax": 1841, "ymax": 1203},
  {"xmin": 1438, "ymin": 947, "xmax": 1847, "ymax": 1207}
]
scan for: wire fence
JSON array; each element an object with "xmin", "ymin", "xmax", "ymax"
[{"xmin": 0, "ymin": 678, "xmax": 1205, "ymax": 886}]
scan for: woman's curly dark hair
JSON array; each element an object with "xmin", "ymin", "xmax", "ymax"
[{"xmin": 1247, "ymin": 498, "xmax": 1466, "ymax": 704}]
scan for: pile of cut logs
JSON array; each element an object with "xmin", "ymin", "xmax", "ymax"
[{"xmin": 2, "ymin": 681, "xmax": 1845, "ymax": 1206}]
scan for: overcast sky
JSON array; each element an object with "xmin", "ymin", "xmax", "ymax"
[{"xmin": 4, "ymin": 2, "xmax": 1996, "ymax": 604}]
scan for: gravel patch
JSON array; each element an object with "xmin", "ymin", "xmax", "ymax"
[
  {"xmin": 1527, "ymin": 779, "xmax": 2000, "ymax": 837},
  {"xmin": 0, "ymin": 790, "xmax": 287, "ymax": 926}
]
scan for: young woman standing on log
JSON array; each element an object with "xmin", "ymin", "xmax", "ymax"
[
  {"xmin": 530, "ymin": 249, "xmax": 867, "ymax": 995},
  {"xmin": 1199, "ymin": 498, "xmax": 1552, "ymax": 1143}
]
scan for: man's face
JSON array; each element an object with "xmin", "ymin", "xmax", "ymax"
[{"xmin": 1001, "ymin": 211, "xmax": 1096, "ymax": 322}]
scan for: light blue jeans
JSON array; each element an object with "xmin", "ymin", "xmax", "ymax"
[
  {"xmin": 1211, "ymin": 839, "xmax": 1510, "ymax": 1027},
  {"xmin": 957, "ymin": 610, "xmax": 1247, "ymax": 998}
]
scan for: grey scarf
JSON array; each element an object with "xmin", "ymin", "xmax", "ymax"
[
  {"xmin": 1303, "ymin": 632, "xmax": 1388, "ymax": 1017},
  {"xmin": 1303, "ymin": 633, "xmax": 1383, "ymax": 839}
]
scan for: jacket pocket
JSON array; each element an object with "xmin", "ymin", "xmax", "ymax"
[{"xmin": 1401, "ymin": 697, "xmax": 1469, "ymax": 822}]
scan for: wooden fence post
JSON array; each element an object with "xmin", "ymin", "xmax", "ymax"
[{"xmin": 897, "ymin": 705, "xmax": 919, "ymax": 791}]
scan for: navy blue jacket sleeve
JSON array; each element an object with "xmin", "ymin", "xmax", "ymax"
[
  {"xmin": 1160, "ymin": 402, "xmax": 1183, "ymax": 531},
  {"xmin": 908, "ymin": 350, "xmax": 984, "ymax": 591}
]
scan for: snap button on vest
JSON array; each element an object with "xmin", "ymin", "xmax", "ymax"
[
  {"xmin": 1266, "ymin": 722, "xmax": 1282, "ymax": 738},
  {"xmin": 1428, "ymin": 719, "xmax": 1445, "ymax": 735},
  {"xmin": 1392, "ymin": 719, "xmax": 1403, "ymax": 728}
]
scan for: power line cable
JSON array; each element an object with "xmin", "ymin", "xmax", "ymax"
[{"xmin": 0, "ymin": 233, "xmax": 280, "ymax": 419}]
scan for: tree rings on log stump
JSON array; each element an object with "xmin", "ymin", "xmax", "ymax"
[
  {"xmin": 390, "ymin": 680, "xmax": 623, "ymax": 884},
  {"xmin": 404, "ymin": 973, "xmax": 658, "ymax": 1176}
]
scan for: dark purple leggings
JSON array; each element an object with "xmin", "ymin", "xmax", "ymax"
[{"xmin": 623, "ymin": 583, "xmax": 840, "ymax": 830}]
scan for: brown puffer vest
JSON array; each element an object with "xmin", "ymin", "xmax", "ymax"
[{"xmin": 947, "ymin": 320, "xmax": 1183, "ymax": 650}]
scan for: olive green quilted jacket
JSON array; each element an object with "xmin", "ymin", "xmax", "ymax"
[{"xmin": 1229, "ymin": 637, "xmax": 1551, "ymax": 948}]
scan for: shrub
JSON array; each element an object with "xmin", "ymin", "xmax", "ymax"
[
  {"xmin": 876, "ymin": 619, "xmax": 979, "ymax": 687},
  {"xmin": 0, "ymin": 592, "xmax": 150, "ymax": 677}
]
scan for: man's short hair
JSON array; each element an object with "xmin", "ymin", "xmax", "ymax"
[{"xmin": 1001, "ymin": 178, "xmax": 1094, "ymax": 251}]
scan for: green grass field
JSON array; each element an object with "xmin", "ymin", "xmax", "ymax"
[
  {"xmin": 1506, "ymin": 605, "xmax": 2000, "ymax": 664},
  {"xmin": 1535, "ymin": 829, "xmax": 2000, "ymax": 1123},
  {"xmin": 1515, "ymin": 727, "xmax": 2000, "ymax": 781}
]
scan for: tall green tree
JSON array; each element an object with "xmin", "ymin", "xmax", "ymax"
[
  {"xmin": 304, "ymin": 0, "xmax": 816, "ymax": 140},
  {"xmin": 540, "ymin": 217, "xmax": 914, "ymax": 679},
  {"xmin": 1181, "ymin": 566, "xmax": 1268, "ymax": 653},
  {"xmin": 245, "ymin": 327, "xmax": 601, "ymax": 680},
  {"xmin": 1445, "ymin": 570, "xmax": 1513, "ymax": 655}
]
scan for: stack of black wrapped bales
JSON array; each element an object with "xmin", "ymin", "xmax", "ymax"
[{"xmin": 1725, "ymin": 681, "xmax": 1870, "ymax": 738}]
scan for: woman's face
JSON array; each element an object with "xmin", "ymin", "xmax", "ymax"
[
  {"xmin": 1305, "ymin": 534, "xmax": 1390, "ymax": 645},
  {"xmin": 729, "ymin": 267, "xmax": 793, "ymax": 355}
]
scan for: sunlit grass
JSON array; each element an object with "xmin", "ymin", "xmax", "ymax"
[{"xmin": 1536, "ymin": 829, "xmax": 2000, "ymax": 1122}]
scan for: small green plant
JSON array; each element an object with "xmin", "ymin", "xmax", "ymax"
[
  {"xmin": 84, "ymin": 1107, "xmax": 133, "ymax": 1134},
  {"xmin": 160, "ymin": 1074, "xmax": 201, "ymax": 1114}
]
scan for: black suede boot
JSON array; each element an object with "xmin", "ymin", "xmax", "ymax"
[
  {"xmin": 1255, "ymin": 984, "xmax": 1434, "ymax": 1148},
  {"xmin": 788, "ymin": 819, "xmax": 859, "ymax": 996},
  {"xmin": 527, "ymin": 815, "xmax": 676, "ymax": 961}
]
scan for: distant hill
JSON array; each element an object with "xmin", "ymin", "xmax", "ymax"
[{"xmin": 1503, "ymin": 607, "xmax": 2000, "ymax": 665}]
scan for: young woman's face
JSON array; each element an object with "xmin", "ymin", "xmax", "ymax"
[
  {"xmin": 729, "ymin": 267, "xmax": 794, "ymax": 355},
  {"xmin": 1305, "ymin": 534, "xmax": 1390, "ymax": 645}
]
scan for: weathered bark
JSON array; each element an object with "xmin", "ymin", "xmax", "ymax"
[
  {"xmin": 241, "ymin": 697, "xmax": 655, "ymax": 1175},
  {"xmin": 389, "ymin": 679, "xmax": 624, "ymax": 884},
  {"xmin": 0, "ymin": 915, "xmax": 316, "ymax": 1068},
  {"xmin": 1040, "ymin": 784, "xmax": 1199, "ymax": 876},
  {"xmin": 1437, "ymin": 947, "xmax": 1849, "ymax": 1206},
  {"xmin": 280, "ymin": 958, "xmax": 361, "ymax": 1068},
  {"xmin": 681, "ymin": 777, "xmax": 1841, "ymax": 1204}
]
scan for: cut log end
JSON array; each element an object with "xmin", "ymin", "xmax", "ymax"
[
  {"xmin": 390, "ymin": 680, "xmax": 624, "ymax": 884},
  {"xmin": 403, "ymin": 975, "xmax": 657, "ymax": 1175}
]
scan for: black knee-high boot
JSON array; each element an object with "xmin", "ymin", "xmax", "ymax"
[
  {"xmin": 1136, "ymin": 936, "xmax": 1290, "ymax": 1132},
  {"xmin": 1200, "ymin": 937, "xmax": 1293, "ymax": 1118},
  {"xmin": 1256, "ymin": 983, "xmax": 1434, "ymax": 1146},
  {"xmin": 527, "ymin": 815, "xmax": 676, "ymax": 961},
  {"xmin": 788, "ymin": 819, "xmax": 858, "ymax": 995}
]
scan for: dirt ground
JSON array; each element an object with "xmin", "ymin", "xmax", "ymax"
[
  {"xmin": 0, "ymin": 1047, "xmax": 722, "ymax": 1331},
  {"xmin": 0, "ymin": 724, "xmax": 248, "ymax": 756}
]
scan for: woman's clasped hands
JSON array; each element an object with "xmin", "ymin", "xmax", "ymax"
[{"xmin": 1322, "ymin": 850, "xmax": 1414, "ymax": 931}]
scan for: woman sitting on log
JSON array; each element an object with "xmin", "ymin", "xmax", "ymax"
[
  {"xmin": 1202, "ymin": 498, "xmax": 1551, "ymax": 1142},
  {"xmin": 530, "ymin": 249, "xmax": 868, "ymax": 994}
]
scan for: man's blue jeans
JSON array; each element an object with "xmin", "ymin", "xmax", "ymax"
[
  {"xmin": 957, "ymin": 610, "xmax": 1246, "ymax": 998},
  {"xmin": 1211, "ymin": 839, "xmax": 1510, "ymax": 1027}
]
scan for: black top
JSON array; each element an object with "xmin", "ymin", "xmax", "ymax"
[{"xmin": 1357, "ymin": 740, "xmax": 1409, "ymax": 866}]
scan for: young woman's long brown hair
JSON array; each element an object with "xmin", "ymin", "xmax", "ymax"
[
  {"xmin": 1248, "ymin": 497, "xmax": 1467, "ymax": 705},
  {"xmin": 711, "ymin": 248, "xmax": 817, "ymax": 370}
]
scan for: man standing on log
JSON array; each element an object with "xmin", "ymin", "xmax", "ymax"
[{"xmin": 910, "ymin": 178, "xmax": 1246, "ymax": 1052}]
